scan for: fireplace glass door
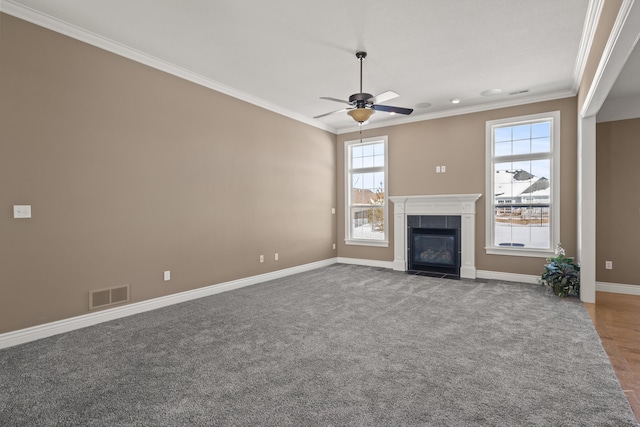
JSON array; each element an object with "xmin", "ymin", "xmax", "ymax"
[{"xmin": 409, "ymin": 228, "xmax": 460, "ymax": 276}]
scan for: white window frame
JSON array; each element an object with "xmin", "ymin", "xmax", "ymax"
[
  {"xmin": 345, "ymin": 135, "xmax": 389, "ymax": 247},
  {"xmin": 485, "ymin": 111, "xmax": 560, "ymax": 258}
]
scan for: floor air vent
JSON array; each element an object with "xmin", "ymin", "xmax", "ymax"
[{"xmin": 89, "ymin": 284, "xmax": 130, "ymax": 310}]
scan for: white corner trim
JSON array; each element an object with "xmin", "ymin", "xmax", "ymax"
[
  {"xmin": 573, "ymin": 0, "xmax": 606, "ymax": 93},
  {"xmin": 337, "ymin": 257, "xmax": 395, "ymax": 270},
  {"xmin": 581, "ymin": 0, "xmax": 639, "ymax": 118},
  {"xmin": 596, "ymin": 281, "xmax": 640, "ymax": 295},
  {"xmin": 476, "ymin": 270, "xmax": 540, "ymax": 285},
  {"xmin": 0, "ymin": 258, "xmax": 338, "ymax": 350},
  {"xmin": 0, "ymin": 0, "xmax": 336, "ymax": 134}
]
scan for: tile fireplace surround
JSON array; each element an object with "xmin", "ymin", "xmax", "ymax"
[{"xmin": 389, "ymin": 194, "xmax": 482, "ymax": 279}]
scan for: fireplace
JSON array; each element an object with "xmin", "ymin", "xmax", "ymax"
[
  {"xmin": 389, "ymin": 194, "xmax": 482, "ymax": 279},
  {"xmin": 409, "ymin": 227, "xmax": 460, "ymax": 277}
]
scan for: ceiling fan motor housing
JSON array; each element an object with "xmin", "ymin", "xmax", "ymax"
[{"xmin": 349, "ymin": 92, "xmax": 374, "ymax": 108}]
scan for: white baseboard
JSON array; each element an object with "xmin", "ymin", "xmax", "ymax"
[
  {"xmin": 596, "ymin": 281, "xmax": 640, "ymax": 295},
  {"xmin": 476, "ymin": 270, "xmax": 540, "ymax": 284},
  {"xmin": 0, "ymin": 258, "xmax": 338, "ymax": 350},
  {"xmin": 337, "ymin": 257, "xmax": 395, "ymax": 269},
  {"xmin": 11, "ymin": 260, "xmax": 634, "ymax": 350},
  {"xmin": 476, "ymin": 274, "xmax": 640, "ymax": 296}
]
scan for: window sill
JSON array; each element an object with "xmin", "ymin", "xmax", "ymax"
[
  {"xmin": 345, "ymin": 239, "xmax": 389, "ymax": 248},
  {"xmin": 485, "ymin": 247, "xmax": 554, "ymax": 258}
]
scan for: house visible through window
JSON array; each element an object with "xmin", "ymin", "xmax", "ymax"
[
  {"xmin": 345, "ymin": 136, "xmax": 388, "ymax": 246},
  {"xmin": 486, "ymin": 112, "xmax": 560, "ymax": 257}
]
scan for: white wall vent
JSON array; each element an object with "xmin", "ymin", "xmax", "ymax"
[{"xmin": 89, "ymin": 284, "xmax": 130, "ymax": 310}]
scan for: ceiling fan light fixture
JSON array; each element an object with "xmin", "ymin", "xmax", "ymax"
[
  {"xmin": 348, "ymin": 108, "xmax": 375, "ymax": 123},
  {"xmin": 315, "ymin": 51, "xmax": 413, "ymax": 123}
]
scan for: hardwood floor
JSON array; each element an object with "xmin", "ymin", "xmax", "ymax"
[{"xmin": 585, "ymin": 292, "xmax": 640, "ymax": 421}]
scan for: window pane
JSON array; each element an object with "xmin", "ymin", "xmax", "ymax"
[
  {"xmin": 531, "ymin": 122, "xmax": 550, "ymax": 138},
  {"xmin": 363, "ymin": 172, "xmax": 375, "ymax": 190},
  {"xmin": 493, "ymin": 161, "xmax": 550, "ymax": 206},
  {"xmin": 352, "ymin": 172, "xmax": 385, "ymax": 205},
  {"xmin": 530, "ymin": 159, "xmax": 550, "ymax": 180},
  {"xmin": 352, "ymin": 157, "xmax": 363, "ymax": 169},
  {"xmin": 512, "ymin": 124, "xmax": 530, "ymax": 141},
  {"xmin": 495, "ymin": 127, "xmax": 511, "ymax": 142},
  {"xmin": 493, "ymin": 162, "xmax": 512, "ymax": 203},
  {"xmin": 352, "ymin": 188, "xmax": 368, "ymax": 205},
  {"xmin": 531, "ymin": 137, "xmax": 550, "ymax": 153},
  {"xmin": 494, "ymin": 206, "xmax": 550, "ymax": 249},
  {"xmin": 374, "ymin": 172, "xmax": 385, "ymax": 192},
  {"xmin": 512, "ymin": 138, "xmax": 530, "ymax": 155},
  {"xmin": 488, "ymin": 114, "xmax": 556, "ymax": 252},
  {"xmin": 352, "ymin": 145, "xmax": 363, "ymax": 158},
  {"xmin": 494, "ymin": 140, "xmax": 511, "ymax": 157},
  {"xmin": 352, "ymin": 173, "xmax": 364, "ymax": 190},
  {"xmin": 350, "ymin": 207, "xmax": 384, "ymax": 240},
  {"xmin": 347, "ymin": 138, "xmax": 387, "ymax": 243}
]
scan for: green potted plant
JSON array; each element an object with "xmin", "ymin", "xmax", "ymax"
[{"xmin": 541, "ymin": 244, "xmax": 580, "ymax": 297}]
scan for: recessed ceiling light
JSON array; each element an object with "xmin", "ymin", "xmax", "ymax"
[
  {"xmin": 481, "ymin": 89, "xmax": 502, "ymax": 96},
  {"xmin": 451, "ymin": 98, "xmax": 461, "ymax": 104},
  {"xmin": 389, "ymin": 112, "xmax": 396, "ymax": 115}
]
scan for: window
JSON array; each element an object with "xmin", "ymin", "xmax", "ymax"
[
  {"xmin": 485, "ymin": 111, "xmax": 560, "ymax": 257},
  {"xmin": 345, "ymin": 136, "xmax": 388, "ymax": 246}
]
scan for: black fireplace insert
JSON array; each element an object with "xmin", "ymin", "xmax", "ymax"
[{"xmin": 408, "ymin": 227, "xmax": 460, "ymax": 277}]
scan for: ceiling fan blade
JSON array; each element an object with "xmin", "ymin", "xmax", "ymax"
[
  {"xmin": 367, "ymin": 91, "xmax": 399, "ymax": 104},
  {"xmin": 320, "ymin": 97, "xmax": 352, "ymax": 106},
  {"xmin": 314, "ymin": 107, "xmax": 351, "ymax": 119},
  {"xmin": 371, "ymin": 104, "xmax": 413, "ymax": 115}
]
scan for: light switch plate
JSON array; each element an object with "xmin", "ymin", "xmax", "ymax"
[{"xmin": 13, "ymin": 205, "xmax": 32, "ymax": 218}]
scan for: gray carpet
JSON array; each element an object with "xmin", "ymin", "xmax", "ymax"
[{"xmin": 0, "ymin": 264, "xmax": 637, "ymax": 426}]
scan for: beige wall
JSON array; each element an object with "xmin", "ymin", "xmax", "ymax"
[
  {"xmin": 337, "ymin": 97, "xmax": 578, "ymax": 275},
  {"xmin": 1, "ymin": 6, "xmax": 608, "ymax": 334},
  {"xmin": 0, "ymin": 14, "xmax": 337, "ymax": 333},
  {"xmin": 596, "ymin": 118, "xmax": 640, "ymax": 286}
]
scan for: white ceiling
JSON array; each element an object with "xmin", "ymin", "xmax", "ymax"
[{"xmin": 4, "ymin": 0, "xmax": 634, "ymax": 133}]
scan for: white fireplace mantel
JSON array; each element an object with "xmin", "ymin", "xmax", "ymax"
[{"xmin": 389, "ymin": 194, "xmax": 482, "ymax": 279}]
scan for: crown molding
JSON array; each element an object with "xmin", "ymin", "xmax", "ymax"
[
  {"xmin": 0, "ymin": 0, "xmax": 336, "ymax": 134},
  {"xmin": 336, "ymin": 89, "xmax": 576, "ymax": 135},
  {"xmin": 0, "ymin": 0, "xmax": 588, "ymax": 136}
]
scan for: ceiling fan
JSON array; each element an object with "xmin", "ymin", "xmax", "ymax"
[{"xmin": 314, "ymin": 51, "xmax": 413, "ymax": 124}]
